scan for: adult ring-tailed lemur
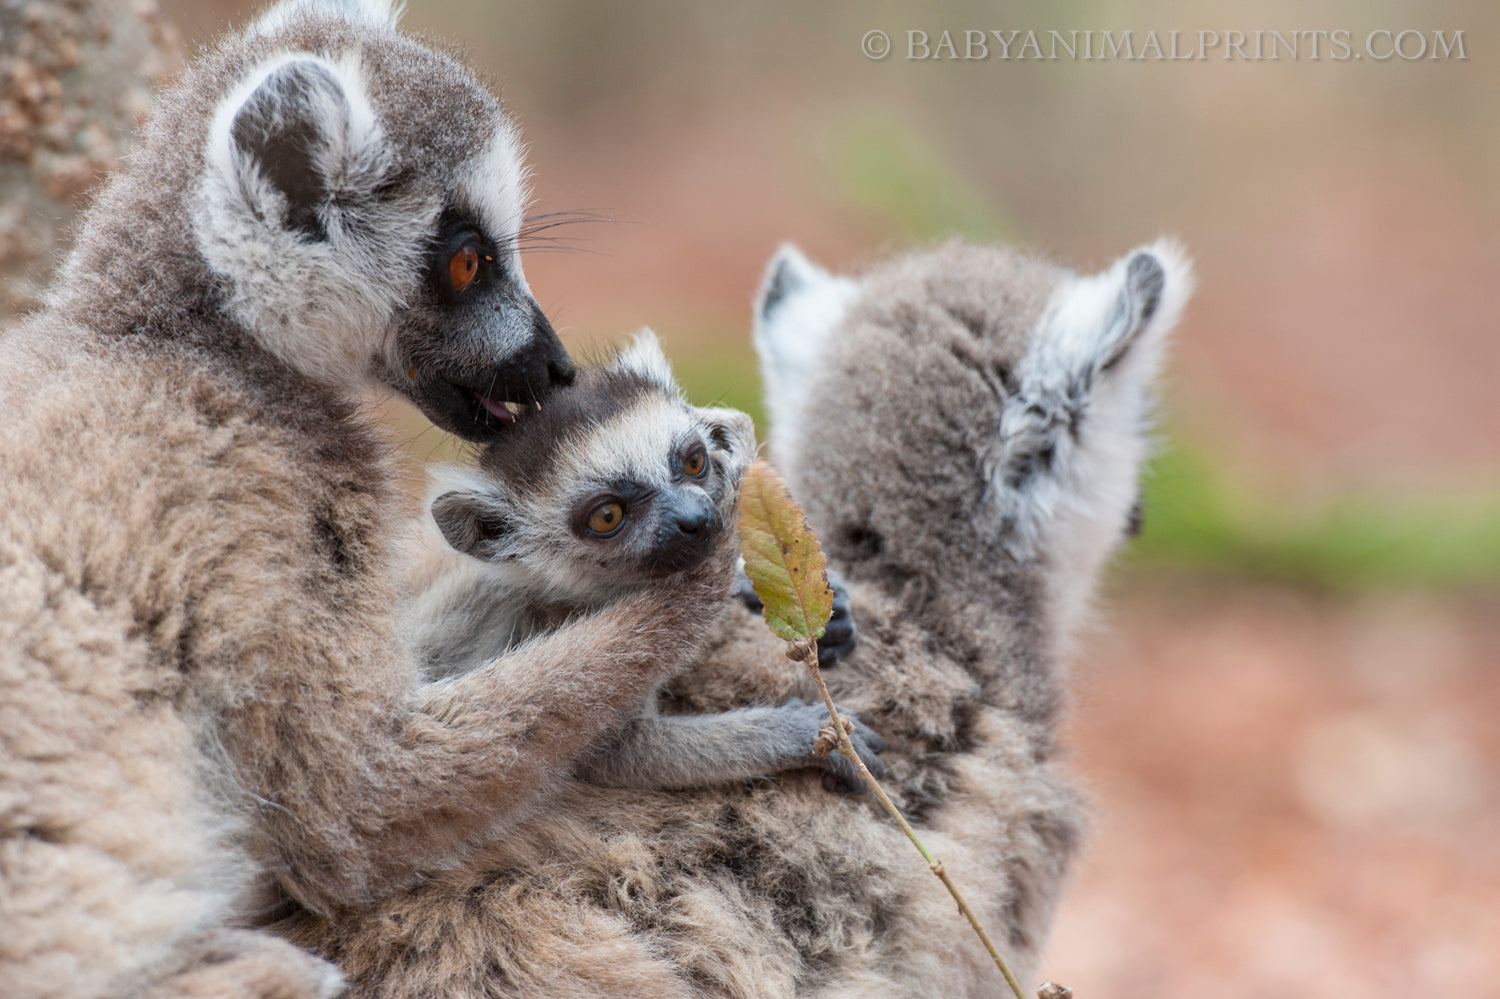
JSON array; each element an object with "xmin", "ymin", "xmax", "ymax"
[{"xmin": 0, "ymin": 1, "xmax": 756, "ymax": 996}]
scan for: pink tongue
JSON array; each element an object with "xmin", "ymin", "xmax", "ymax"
[{"xmin": 473, "ymin": 391, "xmax": 516, "ymax": 425}]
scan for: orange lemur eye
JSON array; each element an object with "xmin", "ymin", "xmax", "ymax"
[
  {"xmin": 682, "ymin": 448, "xmax": 706, "ymax": 477},
  {"xmin": 449, "ymin": 245, "xmax": 479, "ymax": 292},
  {"xmin": 586, "ymin": 501, "xmax": 626, "ymax": 536}
]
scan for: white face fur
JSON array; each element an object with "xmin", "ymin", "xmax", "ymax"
[{"xmin": 754, "ymin": 240, "xmax": 1192, "ymax": 652}]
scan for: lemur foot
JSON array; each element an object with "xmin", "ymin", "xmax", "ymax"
[{"xmin": 736, "ymin": 566, "xmax": 857, "ymax": 668}]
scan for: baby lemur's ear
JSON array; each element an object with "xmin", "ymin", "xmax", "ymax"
[
  {"xmin": 209, "ymin": 54, "xmax": 384, "ymax": 240},
  {"xmin": 751, "ymin": 244, "xmax": 857, "ymax": 467},
  {"xmin": 612, "ymin": 328, "xmax": 680, "ymax": 395},
  {"xmin": 1002, "ymin": 242, "xmax": 1191, "ymax": 466},
  {"xmin": 431, "ymin": 487, "xmax": 521, "ymax": 563},
  {"xmin": 753, "ymin": 244, "xmax": 858, "ymax": 393},
  {"xmin": 695, "ymin": 406, "xmax": 757, "ymax": 467}
]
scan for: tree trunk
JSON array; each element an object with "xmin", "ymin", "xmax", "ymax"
[{"xmin": 0, "ymin": 0, "xmax": 180, "ymax": 323}]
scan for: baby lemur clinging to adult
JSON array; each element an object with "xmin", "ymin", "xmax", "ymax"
[{"xmin": 402, "ymin": 330, "xmax": 886, "ymax": 793}]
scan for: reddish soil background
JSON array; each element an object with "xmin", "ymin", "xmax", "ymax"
[{"xmin": 1048, "ymin": 581, "xmax": 1500, "ymax": 997}]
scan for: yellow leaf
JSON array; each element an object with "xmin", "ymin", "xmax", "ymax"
[{"xmin": 738, "ymin": 460, "xmax": 834, "ymax": 643}]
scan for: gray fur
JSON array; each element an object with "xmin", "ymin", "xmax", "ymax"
[
  {"xmin": 408, "ymin": 331, "xmax": 887, "ymax": 794},
  {"xmin": 278, "ymin": 237, "xmax": 1191, "ymax": 997},
  {"xmin": 577, "ymin": 699, "xmax": 885, "ymax": 792}
]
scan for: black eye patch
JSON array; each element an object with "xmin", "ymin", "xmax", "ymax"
[{"xmin": 676, "ymin": 437, "xmax": 709, "ymax": 478}]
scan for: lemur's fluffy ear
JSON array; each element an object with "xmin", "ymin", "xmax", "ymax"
[
  {"xmin": 209, "ymin": 54, "xmax": 385, "ymax": 241},
  {"xmin": 613, "ymin": 328, "xmax": 679, "ymax": 394},
  {"xmin": 994, "ymin": 240, "xmax": 1192, "ymax": 560},
  {"xmin": 753, "ymin": 244, "xmax": 855, "ymax": 385},
  {"xmin": 756, "ymin": 243, "xmax": 824, "ymax": 324},
  {"xmin": 431, "ymin": 486, "xmax": 521, "ymax": 563},
  {"xmin": 1027, "ymin": 239, "xmax": 1191, "ymax": 393},
  {"xmin": 695, "ymin": 406, "xmax": 757, "ymax": 461},
  {"xmin": 752, "ymin": 244, "xmax": 857, "ymax": 465},
  {"xmin": 253, "ymin": 0, "xmax": 402, "ymax": 35}
]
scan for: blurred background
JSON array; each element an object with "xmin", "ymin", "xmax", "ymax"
[{"xmin": 14, "ymin": 0, "xmax": 1500, "ymax": 994}]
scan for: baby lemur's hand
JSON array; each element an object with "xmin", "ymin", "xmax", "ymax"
[
  {"xmin": 736, "ymin": 567, "xmax": 858, "ymax": 668},
  {"xmin": 773, "ymin": 697, "xmax": 887, "ymax": 794}
]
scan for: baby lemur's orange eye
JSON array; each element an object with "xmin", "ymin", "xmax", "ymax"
[
  {"xmin": 587, "ymin": 501, "xmax": 626, "ymax": 536},
  {"xmin": 682, "ymin": 448, "xmax": 706, "ymax": 477},
  {"xmin": 449, "ymin": 245, "xmax": 479, "ymax": 293}
]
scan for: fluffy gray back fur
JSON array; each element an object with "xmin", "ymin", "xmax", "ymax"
[{"xmin": 758, "ymin": 237, "xmax": 1190, "ymax": 672}]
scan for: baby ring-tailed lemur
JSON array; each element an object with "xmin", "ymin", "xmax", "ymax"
[{"xmin": 402, "ymin": 330, "xmax": 886, "ymax": 793}]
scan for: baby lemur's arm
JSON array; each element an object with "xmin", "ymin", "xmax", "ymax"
[
  {"xmin": 399, "ymin": 543, "xmax": 533, "ymax": 681},
  {"xmin": 403, "ymin": 538, "xmax": 886, "ymax": 793},
  {"xmin": 576, "ymin": 699, "xmax": 886, "ymax": 794}
]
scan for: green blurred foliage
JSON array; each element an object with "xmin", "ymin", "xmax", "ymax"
[
  {"xmin": 1132, "ymin": 443, "xmax": 1500, "ymax": 588},
  {"xmin": 670, "ymin": 342, "xmax": 766, "ymax": 429},
  {"xmin": 821, "ymin": 110, "xmax": 1014, "ymax": 242}
]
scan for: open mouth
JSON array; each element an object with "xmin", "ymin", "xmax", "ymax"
[
  {"xmin": 420, "ymin": 357, "xmax": 568, "ymax": 443},
  {"xmin": 469, "ymin": 389, "xmax": 539, "ymax": 427}
]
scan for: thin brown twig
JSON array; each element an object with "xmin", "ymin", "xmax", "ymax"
[{"xmin": 801, "ymin": 645, "xmax": 1028, "ymax": 999}]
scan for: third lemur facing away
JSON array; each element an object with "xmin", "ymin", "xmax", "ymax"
[
  {"xmin": 277, "ymin": 237, "xmax": 1192, "ymax": 999},
  {"xmin": 402, "ymin": 329, "xmax": 885, "ymax": 793}
]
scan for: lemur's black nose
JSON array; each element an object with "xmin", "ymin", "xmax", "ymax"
[
  {"xmin": 548, "ymin": 356, "xmax": 576, "ymax": 386},
  {"xmin": 671, "ymin": 496, "xmax": 713, "ymax": 537}
]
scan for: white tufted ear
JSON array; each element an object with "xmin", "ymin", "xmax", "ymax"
[
  {"xmin": 753, "ymin": 244, "xmax": 856, "ymax": 393},
  {"xmin": 612, "ymin": 328, "xmax": 680, "ymax": 395},
  {"xmin": 207, "ymin": 54, "xmax": 386, "ymax": 243},
  {"xmin": 1023, "ymin": 238, "xmax": 1192, "ymax": 400},
  {"xmin": 692, "ymin": 405, "xmax": 757, "ymax": 477},
  {"xmin": 196, "ymin": 51, "xmax": 433, "ymax": 388},
  {"xmin": 751, "ymin": 243, "xmax": 857, "ymax": 467},
  {"xmin": 427, "ymin": 466, "xmax": 523, "ymax": 564},
  {"xmin": 252, "ymin": 0, "xmax": 403, "ymax": 36},
  {"xmin": 994, "ymin": 239, "xmax": 1193, "ymax": 646}
]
